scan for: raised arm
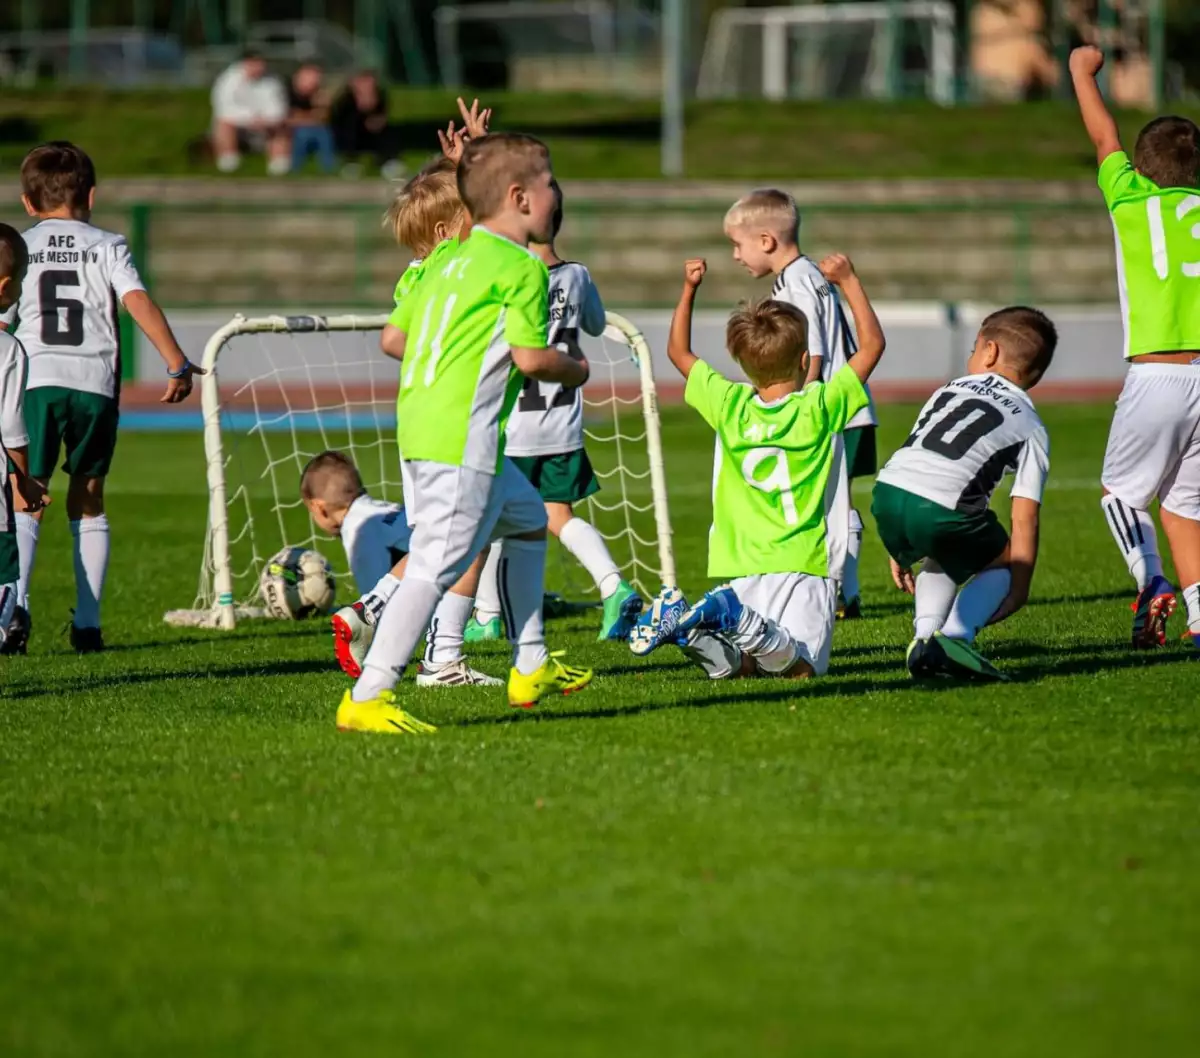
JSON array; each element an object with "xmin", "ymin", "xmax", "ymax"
[
  {"xmin": 1069, "ymin": 46, "xmax": 1122, "ymax": 164},
  {"xmin": 988, "ymin": 497, "xmax": 1040, "ymax": 626},
  {"xmin": 667, "ymin": 259, "xmax": 706, "ymax": 380},
  {"xmin": 818, "ymin": 255, "xmax": 883, "ymax": 384},
  {"xmin": 512, "ymin": 344, "xmax": 589, "ymax": 387}
]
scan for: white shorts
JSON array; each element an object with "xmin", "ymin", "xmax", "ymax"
[
  {"xmin": 404, "ymin": 458, "xmax": 547, "ymax": 590},
  {"xmin": 1102, "ymin": 364, "xmax": 1200, "ymax": 519},
  {"xmin": 731, "ymin": 572, "xmax": 837, "ymax": 676},
  {"xmin": 400, "ymin": 458, "xmax": 417, "ymax": 529}
]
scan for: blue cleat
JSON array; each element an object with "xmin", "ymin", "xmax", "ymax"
[
  {"xmin": 628, "ymin": 587, "xmax": 689, "ymax": 657},
  {"xmin": 1131, "ymin": 575, "xmax": 1176, "ymax": 649},
  {"xmin": 677, "ymin": 586, "xmax": 744, "ymax": 637}
]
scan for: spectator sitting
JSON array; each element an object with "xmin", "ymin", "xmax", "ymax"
[
  {"xmin": 211, "ymin": 50, "xmax": 290, "ymax": 175},
  {"xmin": 331, "ymin": 70, "xmax": 403, "ymax": 179},
  {"xmin": 288, "ymin": 62, "xmax": 336, "ymax": 174}
]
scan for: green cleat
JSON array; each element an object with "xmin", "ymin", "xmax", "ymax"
[
  {"xmin": 599, "ymin": 580, "xmax": 643, "ymax": 641},
  {"xmin": 927, "ymin": 632, "xmax": 1009, "ymax": 682},
  {"xmin": 464, "ymin": 615, "xmax": 503, "ymax": 643}
]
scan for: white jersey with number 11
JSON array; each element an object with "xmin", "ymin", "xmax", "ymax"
[
  {"xmin": 876, "ymin": 373, "xmax": 1050, "ymax": 513},
  {"xmin": 0, "ymin": 218, "xmax": 145, "ymax": 399}
]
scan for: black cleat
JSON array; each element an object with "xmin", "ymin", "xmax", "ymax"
[
  {"xmin": 69, "ymin": 624, "xmax": 105, "ymax": 655},
  {"xmin": 1, "ymin": 606, "xmax": 30, "ymax": 655}
]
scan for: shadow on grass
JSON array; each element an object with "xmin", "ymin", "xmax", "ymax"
[{"xmin": 859, "ymin": 589, "xmax": 1129, "ymax": 620}]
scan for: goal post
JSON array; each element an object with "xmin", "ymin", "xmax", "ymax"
[{"xmin": 165, "ymin": 311, "xmax": 676, "ymax": 630}]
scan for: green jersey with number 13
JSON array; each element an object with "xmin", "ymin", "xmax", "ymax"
[
  {"xmin": 1100, "ymin": 150, "xmax": 1200, "ymax": 358},
  {"xmin": 686, "ymin": 360, "xmax": 868, "ymax": 580},
  {"xmin": 391, "ymin": 226, "xmax": 549, "ymax": 475}
]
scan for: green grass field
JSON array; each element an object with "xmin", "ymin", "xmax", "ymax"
[
  {"xmin": 2, "ymin": 403, "xmax": 1198, "ymax": 1057},
  {"xmin": 3, "ymin": 86, "xmax": 1198, "ymax": 180}
]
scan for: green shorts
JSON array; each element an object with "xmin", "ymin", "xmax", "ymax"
[
  {"xmin": 844, "ymin": 425, "xmax": 877, "ymax": 480},
  {"xmin": 510, "ymin": 449, "xmax": 600, "ymax": 505},
  {"xmin": 24, "ymin": 387, "xmax": 120, "ymax": 479},
  {"xmin": 871, "ymin": 480, "xmax": 1008, "ymax": 585}
]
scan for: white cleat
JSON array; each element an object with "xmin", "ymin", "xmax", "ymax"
[
  {"xmin": 416, "ymin": 658, "xmax": 504, "ymax": 688},
  {"xmin": 331, "ymin": 602, "xmax": 374, "ymax": 678}
]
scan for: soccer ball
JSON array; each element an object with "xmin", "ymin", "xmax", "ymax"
[{"xmin": 259, "ymin": 547, "xmax": 336, "ymax": 619}]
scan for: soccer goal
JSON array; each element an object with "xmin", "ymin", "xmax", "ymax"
[
  {"xmin": 164, "ymin": 311, "xmax": 676, "ymax": 630},
  {"xmin": 697, "ymin": 1, "xmax": 956, "ymax": 103}
]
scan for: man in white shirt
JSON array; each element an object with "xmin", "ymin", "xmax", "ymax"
[{"xmin": 211, "ymin": 51, "xmax": 290, "ymax": 175}]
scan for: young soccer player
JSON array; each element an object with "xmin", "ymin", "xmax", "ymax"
[
  {"xmin": 630, "ymin": 253, "xmax": 884, "ymax": 681},
  {"xmin": 1070, "ymin": 46, "xmax": 1200, "ymax": 650},
  {"xmin": 302, "ymin": 451, "xmax": 500, "ymax": 687},
  {"xmin": 0, "ymin": 142, "xmax": 201, "ymax": 654},
  {"xmin": 335, "ymin": 133, "xmax": 593, "ymax": 735},
  {"xmin": 467, "ymin": 184, "xmax": 643, "ymax": 643},
  {"xmin": 724, "ymin": 189, "xmax": 878, "ymax": 618},
  {"xmin": 0, "ymin": 225, "xmax": 51, "ymax": 653},
  {"xmin": 872, "ymin": 307, "xmax": 1057, "ymax": 681}
]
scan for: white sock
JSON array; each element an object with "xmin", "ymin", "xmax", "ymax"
[
  {"xmin": 0, "ymin": 582, "xmax": 15, "ymax": 645},
  {"xmin": 267, "ymin": 155, "xmax": 290, "ymax": 176},
  {"xmin": 15, "ymin": 512, "xmax": 38, "ymax": 611},
  {"xmin": 1183, "ymin": 582, "xmax": 1200, "ymax": 634},
  {"xmin": 70, "ymin": 515, "xmax": 109, "ymax": 629},
  {"xmin": 216, "ymin": 153, "xmax": 240, "ymax": 173},
  {"xmin": 425, "ymin": 590, "xmax": 474, "ymax": 665},
  {"xmin": 473, "ymin": 541, "xmax": 503, "ymax": 623},
  {"xmin": 728, "ymin": 605, "xmax": 801, "ymax": 675},
  {"xmin": 842, "ymin": 507, "xmax": 863, "ymax": 601},
  {"xmin": 353, "ymin": 576, "xmax": 442, "ymax": 702},
  {"xmin": 498, "ymin": 537, "xmax": 549, "ymax": 675},
  {"xmin": 942, "ymin": 568, "xmax": 1012, "ymax": 642},
  {"xmin": 680, "ymin": 629, "xmax": 743, "ymax": 679},
  {"xmin": 558, "ymin": 516, "xmax": 622, "ymax": 598},
  {"xmin": 913, "ymin": 560, "xmax": 957, "ymax": 640},
  {"xmin": 1101, "ymin": 495, "xmax": 1162, "ymax": 590},
  {"xmin": 359, "ymin": 572, "xmax": 401, "ymax": 625}
]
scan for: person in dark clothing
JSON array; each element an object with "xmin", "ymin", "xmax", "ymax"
[
  {"xmin": 288, "ymin": 62, "xmax": 336, "ymax": 173},
  {"xmin": 331, "ymin": 70, "xmax": 402, "ymax": 178}
]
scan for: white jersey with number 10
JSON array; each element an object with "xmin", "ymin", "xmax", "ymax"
[
  {"xmin": 0, "ymin": 219, "xmax": 145, "ymax": 399},
  {"xmin": 504, "ymin": 260, "xmax": 606, "ymax": 457},
  {"xmin": 876, "ymin": 373, "xmax": 1050, "ymax": 513}
]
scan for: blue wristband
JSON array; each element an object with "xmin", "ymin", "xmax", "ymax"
[{"xmin": 168, "ymin": 359, "xmax": 193, "ymax": 379}]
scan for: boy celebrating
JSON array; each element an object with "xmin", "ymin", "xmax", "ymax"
[
  {"xmin": 301, "ymin": 451, "xmax": 500, "ymax": 686},
  {"xmin": 873, "ymin": 307, "xmax": 1057, "ymax": 681},
  {"xmin": 468, "ymin": 185, "xmax": 642, "ymax": 643},
  {"xmin": 336, "ymin": 133, "xmax": 593, "ymax": 735},
  {"xmin": 0, "ymin": 142, "xmax": 200, "ymax": 653},
  {"xmin": 0, "ymin": 225, "xmax": 50, "ymax": 651},
  {"xmin": 724, "ymin": 189, "xmax": 878, "ymax": 618},
  {"xmin": 1071, "ymin": 46, "xmax": 1200, "ymax": 650},
  {"xmin": 631, "ymin": 253, "xmax": 884, "ymax": 681}
]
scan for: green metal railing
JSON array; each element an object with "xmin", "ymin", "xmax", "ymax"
[{"xmin": 0, "ymin": 196, "xmax": 1120, "ymax": 382}]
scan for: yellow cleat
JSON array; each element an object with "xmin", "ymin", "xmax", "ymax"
[
  {"xmin": 335, "ymin": 689, "xmax": 437, "ymax": 735},
  {"xmin": 508, "ymin": 650, "xmax": 593, "ymax": 709}
]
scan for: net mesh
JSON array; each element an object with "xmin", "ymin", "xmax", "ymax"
[{"xmin": 169, "ymin": 314, "xmax": 668, "ymax": 625}]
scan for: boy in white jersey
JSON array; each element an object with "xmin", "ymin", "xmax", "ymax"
[
  {"xmin": 873, "ymin": 307, "xmax": 1057, "ymax": 682},
  {"xmin": 0, "ymin": 226, "xmax": 51, "ymax": 652},
  {"xmin": 1070, "ymin": 46, "xmax": 1200, "ymax": 651},
  {"xmin": 0, "ymin": 142, "xmax": 200, "ymax": 654},
  {"xmin": 724, "ymin": 189, "xmax": 878, "ymax": 619},
  {"xmin": 468, "ymin": 186, "xmax": 643, "ymax": 643},
  {"xmin": 631, "ymin": 254, "xmax": 884, "ymax": 681},
  {"xmin": 300, "ymin": 451, "xmax": 500, "ymax": 687},
  {"xmin": 335, "ymin": 133, "xmax": 592, "ymax": 736}
]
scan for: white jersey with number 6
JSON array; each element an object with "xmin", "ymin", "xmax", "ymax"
[
  {"xmin": 772, "ymin": 255, "xmax": 877, "ymax": 431},
  {"xmin": 504, "ymin": 260, "xmax": 606, "ymax": 457},
  {"xmin": 876, "ymin": 373, "xmax": 1050, "ymax": 513},
  {"xmin": 0, "ymin": 219, "xmax": 145, "ymax": 399}
]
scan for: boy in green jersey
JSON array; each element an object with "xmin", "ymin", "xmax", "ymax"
[
  {"xmin": 630, "ymin": 254, "xmax": 884, "ymax": 680},
  {"xmin": 1072, "ymin": 46, "xmax": 1200, "ymax": 651},
  {"xmin": 336, "ymin": 133, "xmax": 593, "ymax": 735}
]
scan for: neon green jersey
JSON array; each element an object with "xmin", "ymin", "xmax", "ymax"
[
  {"xmin": 387, "ymin": 239, "xmax": 461, "ymax": 326},
  {"xmin": 686, "ymin": 361, "xmax": 868, "ymax": 579},
  {"xmin": 1099, "ymin": 150, "xmax": 1200, "ymax": 358},
  {"xmin": 392, "ymin": 226, "xmax": 549, "ymax": 473}
]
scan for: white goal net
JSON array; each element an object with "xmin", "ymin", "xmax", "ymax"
[
  {"xmin": 164, "ymin": 311, "xmax": 676, "ymax": 630},
  {"xmin": 697, "ymin": 1, "xmax": 956, "ymax": 103}
]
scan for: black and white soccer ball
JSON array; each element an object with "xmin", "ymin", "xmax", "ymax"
[{"xmin": 259, "ymin": 547, "xmax": 336, "ymax": 619}]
